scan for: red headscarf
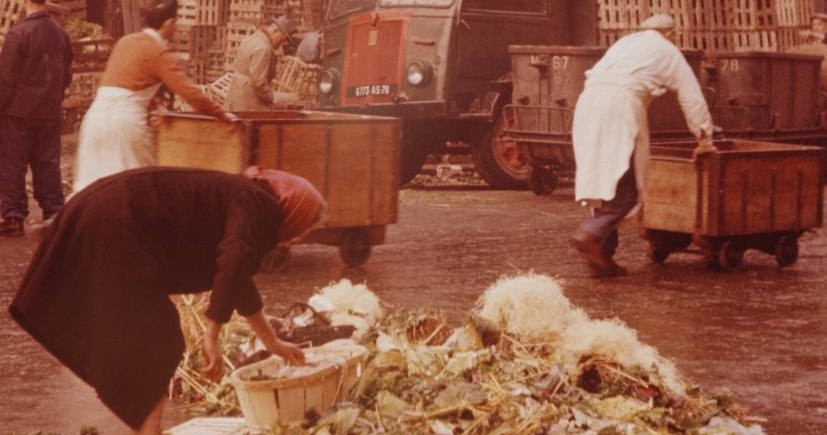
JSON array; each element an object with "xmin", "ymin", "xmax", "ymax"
[{"xmin": 244, "ymin": 166, "xmax": 326, "ymax": 243}]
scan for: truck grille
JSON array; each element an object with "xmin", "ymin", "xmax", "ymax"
[{"xmin": 342, "ymin": 17, "xmax": 406, "ymax": 105}]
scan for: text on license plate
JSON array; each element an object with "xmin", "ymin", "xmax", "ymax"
[{"xmin": 347, "ymin": 84, "xmax": 397, "ymax": 97}]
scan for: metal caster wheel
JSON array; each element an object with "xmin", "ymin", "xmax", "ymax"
[
  {"xmin": 647, "ymin": 242, "xmax": 670, "ymax": 264},
  {"xmin": 775, "ymin": 234, "xmax": 799, "ymax": 268},
  {"xmin": 340, "ymin": 228, "xmax": 372, "ymax": 267},
  {"xmin": 717, "ymin": 240, "xmax": 744, "ymax": 271}
]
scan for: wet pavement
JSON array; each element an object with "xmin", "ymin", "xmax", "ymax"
[{"xmin": 1, "ymin": 182, "xmax": 826, "ymax": 434}]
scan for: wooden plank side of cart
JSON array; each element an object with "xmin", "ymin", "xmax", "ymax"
[
  {"xmin": 644, "ymin": 140, "xmax": 824, "ymax": 237},
  {"xmin": 156, "ymin": 111, "xmax": 401, "ymax": 247}
]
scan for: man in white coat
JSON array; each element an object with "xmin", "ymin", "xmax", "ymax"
[{"xmin": 571, "ymin": 14, "xmax": 717, "ymax": 277}]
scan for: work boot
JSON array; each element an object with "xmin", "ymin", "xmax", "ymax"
[
  {"xmin": 572, "ymin": 231, "xmax": 614, "ymax": 273},
  {"xmin": 594, "ymin": 258, "xmax": 628, "ymax": 278},
  {"xmin": 0, "ymin": 218, "xmax": 24, "ymax": 237}
]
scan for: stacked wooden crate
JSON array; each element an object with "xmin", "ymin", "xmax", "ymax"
[
  {"xmin": 0, "ymin": 0, "xmax": 24, "ymax": 46},
  {"xmin": 597, "ymin": 0, "xmax": 815, "ymax": 52},
  {"xmin": 169, "ymin": 0, "xmax": 291, "ymax": 83}
]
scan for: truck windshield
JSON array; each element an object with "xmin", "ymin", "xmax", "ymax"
[
  {"xmin": 328, "ymin": 0, "xmax": 376, "ymax": 20},
  {"xmin": 379, "ymin": 0, "xmax": 454, "ymax": 6}
]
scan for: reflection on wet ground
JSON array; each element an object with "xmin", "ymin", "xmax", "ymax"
[{"xmin": 1, "ymin": 186, "xmax": 825, "ymax": 434}]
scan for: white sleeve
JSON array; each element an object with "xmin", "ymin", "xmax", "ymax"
[{"xmin": 664, "ymin": 47, "xmax": 714, "ymax": 138}]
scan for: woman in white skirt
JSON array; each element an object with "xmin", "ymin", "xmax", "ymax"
[{"xmin": 73, "ymin": 0, "xmax": 234, "ymax": 192}]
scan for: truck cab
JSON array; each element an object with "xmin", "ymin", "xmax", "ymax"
[{"xmin": 318, "ymin": 0, "xmax": 596, "ymax": 186}]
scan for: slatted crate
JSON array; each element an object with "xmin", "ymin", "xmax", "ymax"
[
  {"xmin": 596, "ymin": 0, "xmax": 814, "ymax": 52},
  {"xmin": 177, "ymin": 0, "xmax": 199, "ymax": 25},
  {"xmin": 225, "ymin": 21, "xmax": 257, "ymax": 69},
  {"xmin": 0, "ymin": 0, "xmax": 24, "ymax": 45},
  {"xmin": 190, "ymin": 25, "xmax": 218, "ymax": 58},
  {"xmin": 273, "ymin": 55, "xmax": 320, "ymax": 106},
  {"xmin": 775, "ymin": 0, "xmax": 813, "ymax": 26},
  {"xmin": 170, "ymin": 23, "xmax": 192, "ymax": 53},
  {"xmin": 730, "ymin": 29, "xmax": 779, "ymax": 51},
  {"xmin": 228, "ymin": 0, "xmax": 286, "ymax": 23},
  {"xmin": 196, "ymin": 0, "xmax": 229, "ymax": 25}
]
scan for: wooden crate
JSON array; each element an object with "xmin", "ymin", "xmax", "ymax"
[
  {"xmin": 273, "ymin": 55, "xmax": 320, "ymax": 106},
  {"xmin": 644, "ymin": 140, "xmax": 824, "ymax": 237},
  {"xmin": 208, "ymin": 72, "xmax": 234, "ymax": 104},
  {"xmin": 225, "ymin": 21, "xmax": 257, "ymax": 69},
  {"xmin": 157, "ymin": 111, "xmax": 400, "ymax": 252},
  {"xmin": 228, "ymin": 0, "xmax": 285, "ymax": 23},
  {"xmin": 177, "ymin": 0, "xmax": 198, "ymax": 25},
  {"xmin": 196, "ymin": 0, "xmax": 229, "ymax": 25},
  {"xmin": 596, "ymin": 0, "xmax": 814, "ymax": 52},
  {"xmin": 0, "ymin": 0, "xmax": 24, "ymax": 45},
  {"xmin": 170, "ymin": 23, "xmax": 192, "ymax": 53}
]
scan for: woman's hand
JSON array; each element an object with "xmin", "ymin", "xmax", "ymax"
[
  {"xmin": 268, "ymin": 339, "xmax": 306, "ymax": 365},
  {"xmin": 245, "ymin": 310, "xmax": 306, "ymax": 366},
  {"xmin": 201, "ymin": 319, "xmax": 225, "ymax": 381}
]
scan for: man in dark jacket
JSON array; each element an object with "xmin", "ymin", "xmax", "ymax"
[{"xmin": 0, "ymin": 0, "xmax": 73, "ymax": 236}]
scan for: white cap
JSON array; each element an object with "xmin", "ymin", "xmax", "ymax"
[{"xmin": 641, "ymin": 14, "xmax": 676, "ymax": 30}]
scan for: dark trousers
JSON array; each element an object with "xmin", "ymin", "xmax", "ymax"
[
  {"xmin": 579, "ymin": 164, "xmax": 639, "ymax": 258},
  {"xmin": 0, "ymin": 115, "xmax": 65, "ymax": 221}
]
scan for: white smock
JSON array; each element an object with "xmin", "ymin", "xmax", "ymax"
[
  {"xmin": 72, "ymin": 29, "xmax": 166, "ymax": 193},
  {"xmin": 572, "ymin": 29, "xmax": 713, "ymax": 203}
]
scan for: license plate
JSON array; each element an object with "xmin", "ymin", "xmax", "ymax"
[{"xmin": 347, "ymin": 84, "xmax": 396, "ymax": 97}]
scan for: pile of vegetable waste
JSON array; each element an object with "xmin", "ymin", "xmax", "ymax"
[{"xmin": 173, "ymin": 275, "xmax": 765, "ymax": 435}]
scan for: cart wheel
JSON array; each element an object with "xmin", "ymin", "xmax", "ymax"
[
  {"xmin": 717, "ymin": 240, "xmax": 744, "ymax": 271},
  {"xmin": 340, "ymin": 228, "xmax": 372, "ymax": 267},
  {"xmin": 647, "ymin": 242, "xmax": 670, "ymax": 264},
  {"xmin": 775, "ymin": 234, "xmax": 799, "ymax": 268},
  {"xmin": 527, "ymin": 165, "xmax": 557, "ymax": 196}
]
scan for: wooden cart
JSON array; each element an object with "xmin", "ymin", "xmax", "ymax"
[
  {"xmin": 157, "ymin": 111, "xmax": 401, "ymax": 267},
  {"xmin": 643, "ymin": 140, "xmax": 824, "ymax": 270}
]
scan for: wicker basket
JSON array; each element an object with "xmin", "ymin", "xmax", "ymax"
[
  {"xmin": 273, "ymin": 55, "xmax": 321, "ymax": 107},
  {"xmin": 230, "ymin": 340, "xmax": 367, "ymax": 430}
]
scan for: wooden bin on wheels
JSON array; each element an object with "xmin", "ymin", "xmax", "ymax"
[
  {"xmin": 157, "ymin": 110, "xmax": 401, "ymax": 267},
  {"xmin": 642, "ymin": 140, "xmax": 824, "ymax": 270},
  {"xmin": 505, "ymin": 45, "xmax": 704, "ymax": 195}
]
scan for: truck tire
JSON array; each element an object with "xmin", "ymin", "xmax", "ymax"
[{"xmin": 470, "ymin": 114, "xmax": 528, "ymax": 189}]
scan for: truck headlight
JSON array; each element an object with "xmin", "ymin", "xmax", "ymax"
[
  {"xmin": 319, "ymin": 69, "xmax": 340, "ymax": 95},
  {"xmin": 406, "ymin": 61, "xmax": 432, "ymax": 86}
]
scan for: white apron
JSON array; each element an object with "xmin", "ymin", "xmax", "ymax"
[
  {"xmin": 572, "ymin": 75, "xmax": 651, "ymax": 203},
  {"xmin": 571, "ymin": 30, "xmax": 714, "ymax": 203},
  {"xmin": 72, "ymin": 83, "xmax": 162, "ymax": 192}
]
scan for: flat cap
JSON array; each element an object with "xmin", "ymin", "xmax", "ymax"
[{"xmin": 641, "ymin": 14, "xmax": 676, "ymax": 30}]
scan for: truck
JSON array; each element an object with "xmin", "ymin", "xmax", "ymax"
[{"xmin": 316, "ymin": 0, "xmax": 598, "ymax": 187}]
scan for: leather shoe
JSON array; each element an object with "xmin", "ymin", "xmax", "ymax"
[
  {"xmin": 593, "ymin": 258, "xmax": 628, "ymax": 277},
  {"xmin": 572, "ymin": 231, "xmax": 626, "ymax": 277},
  {"xmin": 0, "ymin": 219, "xmax": 24, "ymax": 237}
]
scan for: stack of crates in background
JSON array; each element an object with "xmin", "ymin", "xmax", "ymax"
[
  {"xmin": 0, "ymin": 0, "xmax": 24, "ymax": 45},
  {"xmin": 169, "ymin": 0, "xmax": 296, "ymax": 84},
  {"xmin": 597, "ymin": 0, "xmax": 815, "ymax": 52},
  {"xmin": 273, "ymin": 55, "xmax": 321, "ymax": 107}
]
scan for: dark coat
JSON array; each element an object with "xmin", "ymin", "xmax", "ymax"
[
  {"xmin": 0, "ymin": 11, "xmax": 73, "ymax": 119},
  {"xmin": 8, "ymin": 167, "xmax": 283, "ymax": 428}
]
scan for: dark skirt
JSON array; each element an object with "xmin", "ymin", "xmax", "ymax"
[{"xmin": 8, "ymin": 190, "xmax": 186, "ymax": 429}]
